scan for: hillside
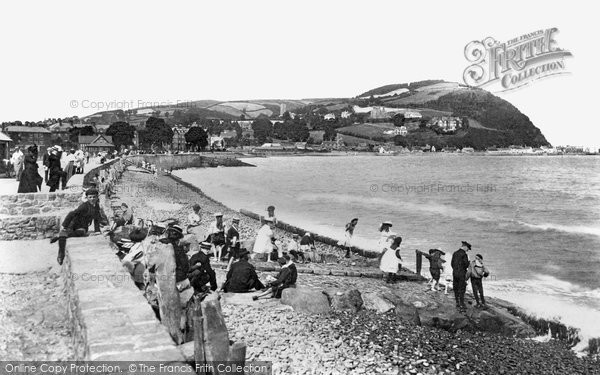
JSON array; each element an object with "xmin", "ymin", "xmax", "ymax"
[{"xmin": 79, "ymin": 80, "xmax": 549, "ymax": 149}]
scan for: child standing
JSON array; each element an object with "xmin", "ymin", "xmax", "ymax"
[{"xmin": 469, "ymin": 253, "xmax": 490, "ymax": 308}]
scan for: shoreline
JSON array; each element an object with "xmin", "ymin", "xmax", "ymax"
[{"xmin": 117, "ymin": 158, "xmax": 599, "ymax": 365}]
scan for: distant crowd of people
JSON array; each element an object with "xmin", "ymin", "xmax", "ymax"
[{"xmin": 8, "ymin": 145, "xmax": 94, "ymax": 193}]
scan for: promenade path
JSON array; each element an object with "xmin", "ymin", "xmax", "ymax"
[{"xmin": 0, "ymin": 159, "xmax": 100, "ymax": 195}]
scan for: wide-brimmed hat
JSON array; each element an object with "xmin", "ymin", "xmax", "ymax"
[
  {"xmin": 382, "ymin": 221, "xmax": 393, "ymax": 226},
  {"xmin": 167, "ymin": 225, "xmax": 184, "ymax": 237},
  {"xmin": 85, "ymin": 188, "xmax": 99, "ymax": 196},
  {"xmin": 429, "ymin": 248, "xmax": 445, "ymax": 255},
  {"xmin": 461, "ymin": 241, "xmax": 472, "ymax": 250},
  {"xmin": 476, "ymin": 253, "xmax": 483, "ymax": 260}
]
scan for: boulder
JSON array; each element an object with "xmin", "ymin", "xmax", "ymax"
[
  {"xmin": 326, "ymin": 289, "xmax": 363, "ymax": 313},
  {"xmin": 280, "ymin": 287, "xmax": 331, "ymax": 314},
  {"xmin": 362, "ymin": 293, "xmax": 395, "ymax": 314},
  {"xmin": 473, "ymin": 310, "xmax": 505, "ymax": 333}
]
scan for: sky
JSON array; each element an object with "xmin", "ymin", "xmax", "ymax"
[{"xmin": 0, "ymin": 0, "xmax": 598, "ymax": 147}]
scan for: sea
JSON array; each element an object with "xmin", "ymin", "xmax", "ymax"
[{"xmin": 174, "ymin": 154, "xmax": 600, "ymax": 348}]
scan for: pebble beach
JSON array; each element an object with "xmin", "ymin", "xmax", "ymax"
[{"xmin": 107, "ymin": 166, "xmax": 599, "ymax": 374}]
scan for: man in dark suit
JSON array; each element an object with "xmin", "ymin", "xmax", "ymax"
[
  {"xmin": 451, "ymin": 241, "xmax": 471, "ymax": 312},
  {"xmin": 51, "ymin": 188, "xmax": 109, "ymax": 265},
  {"xmin": 188, "ymin": 242, "xmax": 217, "ymax": 293},
  {"xmin": 222, "ymin": 249, "xmax": 264, "ymax": 293},
  {"xmin": 225, "ymin": 217, "xmax": 241, "ymax": 262}
]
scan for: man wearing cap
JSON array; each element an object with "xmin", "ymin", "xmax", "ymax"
[
  {"xmin": 451, "ymin": 241, "xmax": 471, "ymax": 311},
  {"xmin": 51, "ymin": 188, "xmax": 109, "ymax": 265},
  {"xmin": 225, "ymin": 217, "xmax": 241, "ymax": 264},
  {"xmin": 208, "ymin": 212, "xmax": 226, "ymax": 261},
  {"xmin": 188, "ymin": 242, "xmax": 218, "ymax": 293},
  {"xmin": 252, "ymin": 218, "xmax": 275, "ymax": 261},
  {"xmin": 222, "ymin": 249, "xmax": 265, "ymax": 293}
]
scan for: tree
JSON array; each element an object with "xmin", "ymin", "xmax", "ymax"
[
  {"xmin": 185, "ymin": 127, "xmax": 209, "ymax": 151},
  {"xmin": 139, "ymin": 117, "xmax": 173, "ymax": 150},
  {"xmin": 251, "ymin": 117, "xmax": 273, "ymax": 143},
  {"xmin": 69, "ymin": 125, "xmax": 95, "ymax": 145},
  {"xmin": 106, "ymin": 122, "xmax": 136, "ymax": 150}
]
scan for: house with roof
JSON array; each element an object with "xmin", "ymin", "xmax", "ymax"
[
  {"xmin": 0, "ymin": 132, "xmax": 12, "ymax": 160},
  {"xmin": 4, "ymin": 126, "xmax": 52, "ymax": 150},
  {"xmin": 78, "ymin": 135, "xmax": 115, "ymax": 153}
]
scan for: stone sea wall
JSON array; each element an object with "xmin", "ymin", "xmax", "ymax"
[
  {"xmin": 62, "ymin": 236, "xmax": 189, "ymax": 362},
  {"xmin": 0, "ymin": 192, "xmax": 81, "ymax": 216},
  {"xmin": 126, "ymin": 153, "xmax": 253, "ymax": 172}
]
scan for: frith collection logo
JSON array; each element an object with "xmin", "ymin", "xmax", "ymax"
[{"xmin": 463, "ymin": 28, "xmax": 572, "ymax": 92}]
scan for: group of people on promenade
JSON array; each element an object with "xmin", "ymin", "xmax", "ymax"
[{"xmin": 9, "ymin": 144, "xmax": 90, "ymax": 193}]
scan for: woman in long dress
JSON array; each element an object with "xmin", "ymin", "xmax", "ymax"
[
  {"xmin": 17, "ymin": 145, "xmax": 43, "ymax": 193},
  {"xmin": 379, "ymin": 234, "xmax": 403, "ymax": 283},
  {"xmin": 377, "ymin": 221, "xmax": 393, "ymax": 251}
]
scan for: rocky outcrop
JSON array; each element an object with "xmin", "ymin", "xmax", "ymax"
[
  {"xmin": 324, "ymin": 289, "xmax": 363, "ymax": 313},
  {"xmin": 362, "ymin": 292, "xmax": 395, "ymax": 313},
  {"xmin": 280, "ymin": 287, "xmax": 331, "ymax": 314}
]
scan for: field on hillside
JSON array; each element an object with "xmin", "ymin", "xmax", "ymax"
[{"xmin": 336, "ymin": 123, "xmax": 397, "ymax": 140}]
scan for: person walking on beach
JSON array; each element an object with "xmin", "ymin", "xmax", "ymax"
[
  {"xmin": 469, "ymin": 253, "xmax": 490, "ymax": 308},
  {"xmin": 343, "ymin": 218, "xmax": 358, "ymax": 258},
  {"xmin": 253, "ymin": 218, "xmax": 275, "ymax": 261},
  {"xmin": 379, "ymin": 235, "xmax": 403, "ymax": 284},
  {"xmin": 17, "ymin": 145, "xmax": 43, "ymax": 193},
  {"xmin": 451, "ymin": 241, "xmax": 471, "ymax": 312},
  {"xmin": 50, "ymin": 188, "xmax": 109, "ymax": 265},
  {"xmin": 266, "ymin": 205, "xmax": 276, "ymax": 223},
  {"xmin": 417, "ymin": 249, "xmax": 446, "ymax": 292}
]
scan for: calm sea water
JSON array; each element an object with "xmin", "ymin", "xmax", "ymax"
[{"xmin": 175, "ymin": 154, "xmax": 600, "ymax": 344}]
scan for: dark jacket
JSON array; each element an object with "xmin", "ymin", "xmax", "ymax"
[
  {"xmin": 47, "ymin": 153, "xmax": 62, "ymax": 189},
  {"xmin": 62, "ymin": 201, "xmax": 108, "ymax": 232},
  {"xmin": 226, "ymin": 226, "xmax": 240, "ymax": 252},
  {"xmin": 423, "ymin": 251, "xmax": 445, "ymax": 270},
  {"xmin": 188, "ymin": 251, "xmax": 217, "ymax": 291},
  {"xmin": 173, "ymin": 242, "xmax": 190, "ymax": 283},
  {"xmin": 271, "ymin": 265, "xmax": 296, "ymax": 289},
  {"xmin": 300, "ymin": 235, "xmax": 314, "ymax": 247},
  {"xmin": 451, "ymin": 249, "xmax": 469, "ymax": 278},
  {"xmin": 42, "ymin": 151, "xmax": 50, "ymax": 167},
  {"xmin": 17, "ymin": 154, "xmax": 43, "ymax": 193},
  {"xmin": 223, "ymin": 259, "xmax": 263, "ymax": 292}
]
